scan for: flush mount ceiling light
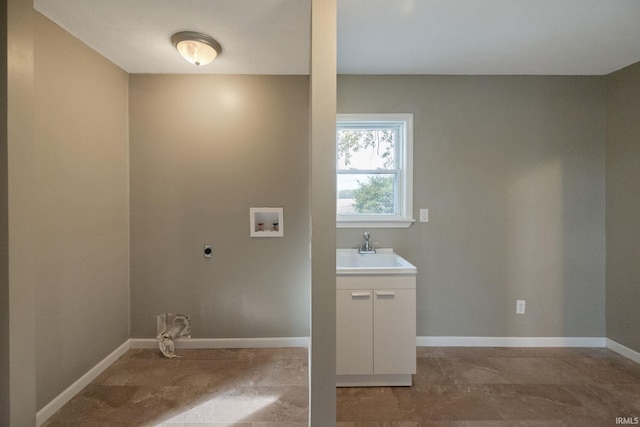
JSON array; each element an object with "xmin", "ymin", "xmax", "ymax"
[{"xmin": 171, "ymin": 31, "xmax": 222, "ymax": 66}]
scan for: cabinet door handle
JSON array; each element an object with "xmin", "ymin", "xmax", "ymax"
[
  {"xmin": 376, "ymin": 291, "xmax": 396, "ymax": 297},
  {"xmin": 351, "ymin": 292, "xmax": 371, "ymax": 298}
]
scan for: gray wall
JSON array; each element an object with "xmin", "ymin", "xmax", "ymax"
[
  {"xmin": 1, "ymin": 0, "xmax": 10, "ymax": 423},
  {"xmin": 34, "ymin": 13, "xmax": 130, "ymax": 409},
  {"xmin": 337, "ymin": 75, "xmax": 607, "ymax": 338},
  {"xmin": 310, "ymin": 0, "xmax": 337, "ymax": 423},
  {"xmin": 129, "ymin": 74, "xmax": 310, "ymax": 338},
  {"xmin": 5, "ymin": 0, "xmax": 37, "ymax": 425},
  {"xmin": 5, "ymin": 0, "xmax": 38, "ymax": 427},
  {"xmin": 606, "ymin": 62, "xmax": 640, "ymax": 352}
]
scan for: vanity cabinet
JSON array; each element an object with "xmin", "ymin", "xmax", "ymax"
[{"xmin": 336, "ymin": 274, "xmax": 416, "ymax": 386}]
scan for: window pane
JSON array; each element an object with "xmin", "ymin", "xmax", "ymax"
[
  {"xmin": 337, "ymin": 129, "xmax": 396, "ymax": 170},
  {"xmin": 337, "ymin": 174, "xmax": 396, "ymax": 215}
]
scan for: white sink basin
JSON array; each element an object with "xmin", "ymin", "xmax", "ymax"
[{"xmin": 336, "ymin": 249, "xmax": 417, "ymax": 275}]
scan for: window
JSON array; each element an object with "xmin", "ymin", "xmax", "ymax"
[{"xmin": 336, "ymin": 113, "xmax": 413, "ymax": 228}]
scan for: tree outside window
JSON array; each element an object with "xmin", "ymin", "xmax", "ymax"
[{"xmin": 337, "ymin": 114, "xmax": 413, "ymax": 228}]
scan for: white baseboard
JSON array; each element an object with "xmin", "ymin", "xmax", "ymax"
[
  {"xmin": 36, "ymin": 340, "xmax": 130, "ymax": 426},
  {"xmin": 129, "ymin": 336, "xmax": 310, "ymax": 349},
  {"xmin": 417, "ymin": 336, "xmax": 607, "ymax": 347},
  {"xmin": 607, "ymin": 338, "xmax": 640, "ymax": 364}
]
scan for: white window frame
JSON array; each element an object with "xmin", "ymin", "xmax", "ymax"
[{"xmin": 336, "ymin": 113, "xmax": 413, "ymax": 228}]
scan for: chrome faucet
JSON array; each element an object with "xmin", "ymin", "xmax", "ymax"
[{"xmin": 359, "ymin": 231, "xmax": 376, "ymax": 254}]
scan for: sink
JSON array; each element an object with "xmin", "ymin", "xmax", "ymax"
[
  {"xmin": 336, "ymin": 248, "xmax": 417, "ymax": 386},
  {"xmin": 336, "ymin": 249, "xmax": 417, "ymax": 275}
]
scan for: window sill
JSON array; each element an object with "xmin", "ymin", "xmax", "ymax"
[{"xmin": 336, "ymin": 218, "xmax": 415, "ymax": 229}]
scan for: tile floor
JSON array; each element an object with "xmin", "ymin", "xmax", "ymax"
[
  {"xmin": 337, "ymin": 347, "xmax": 640, "ymax": 426},
  {"xmin": 43, "ymin": 347, "xmax": 309, "ymax": 427},
  {"xmin": 43, "ymin": 346, "xmax": 640, "ymax": 426}
]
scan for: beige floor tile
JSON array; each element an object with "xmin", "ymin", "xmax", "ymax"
[{"xmin": 43, "ymin": 346, "xmax": 640, "ymax": 426}]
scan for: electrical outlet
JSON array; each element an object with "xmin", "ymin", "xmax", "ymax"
[
  {"xmin": 516, "ymin": 300, "xmax": 526, "ymax": 314},
  {"xmin": 204, "ymin": 244, "xmax": 213, "ymax": 258},
  {"xmin": 419, "ymin": 208, "xmax": 429, "ymax": 222}
]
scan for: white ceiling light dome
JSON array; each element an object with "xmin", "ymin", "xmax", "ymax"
[{"xmin": 171, "ymin": 31, "xmax": 222, "ymax": 66}]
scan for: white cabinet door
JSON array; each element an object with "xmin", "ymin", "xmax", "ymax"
[
  {"xmin": 336, "ymin": 289, "xmax": 373, "ymax": 375},
  {"xmin": 373, "ymin": 289, "xmax": 416, "ymax": 375}
]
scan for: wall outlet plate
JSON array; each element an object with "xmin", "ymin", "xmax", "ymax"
[
  {"xmin": 204, "ymin": 244, "xmax": 213, "ymax": 258},
  {"xmin": 419, "ymin": 208, "xmax": 429, "ymax": 222}
]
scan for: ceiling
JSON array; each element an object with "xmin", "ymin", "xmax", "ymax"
[{"xmin": 34, "ymin": 0, "xmax": 640, "ymax": 75}]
